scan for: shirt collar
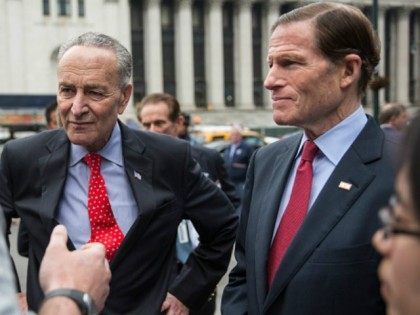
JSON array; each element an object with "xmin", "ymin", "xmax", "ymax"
[
  {"xmin": 297, "ymin": 106, "xmax": 368, "ymax": 165},
  {"xmin": 69, "ymin": 122, "xmax": 124, "ymax": 167}
]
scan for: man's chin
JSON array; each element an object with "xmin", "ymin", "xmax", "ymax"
[
  {"xmin": 272, "ymin": 114, "xmax": 295, "ymax": 126},
  {"xmin": 67, "ymin": 134, "xmax": 93, "ymax": 147}
]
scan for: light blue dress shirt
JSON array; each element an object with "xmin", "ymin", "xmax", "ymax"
[
  {"xmin": 57, "ymin": 123, "xmax": 138, "ymax": 249},
  {"xmin": 272, "ymin": 106, "xmax": 368, "ymax": 241}
]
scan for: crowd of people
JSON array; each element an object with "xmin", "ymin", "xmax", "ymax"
[{"xmin": 0, "ymin": 2, "xmax": 418, "ymax": 315}]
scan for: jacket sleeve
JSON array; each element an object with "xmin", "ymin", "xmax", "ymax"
[{"xmin": 168, "ymin": 144, "xmax": 239, "ymax": 310}]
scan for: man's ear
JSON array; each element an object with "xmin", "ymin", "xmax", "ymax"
[
  {"xmin": 176, "ymin": 114, "xmax": 185, "ymax": 128},
  {"xmin": 340, "ymin": 54, "xmax": 362, "ymax": 89},
  {"xmin": 118, "ymin": 84, "xmax": 133, "ymax": 114}
]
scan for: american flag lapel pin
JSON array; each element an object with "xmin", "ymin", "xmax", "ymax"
[
  {"xmin": 338, "ymin": 181, "xmax": 352, "ymax": 191},
  {"xmin": 134, "ymin": 171, "xmax": 142, "ymax": 180}
]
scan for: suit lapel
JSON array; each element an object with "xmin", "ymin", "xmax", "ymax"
[
  {"xmin": 254, "ymin": 135, "xmax": 301, "ymax": 308},
  {"xmin": 263, "ymin": 117, "xmax": 383, "ymax": 311},
  {"xmin": 111, "ymin": 123, "xmax": 156, "ymax": 265},
  {"xmin": 39, "ymin": 131, "xmax": 69, "ymax": 233}
]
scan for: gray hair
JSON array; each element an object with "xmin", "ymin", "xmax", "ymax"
[
  {"xmin": 379, "ymin": 102, "xmax": 407, "ymax": 124},
  {"xmin": 57, "ymin": 32, "xmax": 132, "ymax": 88}
]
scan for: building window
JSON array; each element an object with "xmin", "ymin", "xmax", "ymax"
[
  {"xmin": 58, "ymin": 0, "xmax": 71, "ymax": 17},
  {"xmin": 193, "ymin": 1, "xmax": 206, "ymax": 108},
  {"xmin": 130, "ymin": 0, "xmax": 146, "ymax": 103},
  {"xmin": 78, "ymin": 0, "xmax": 85, "ymax": 17},
  {"xmin": 409, "ymin": 10, "xmax": 420, "ymax": 105},
  {"xmin": 223, "ymin": 2, "xmax": 235, "ymax": 107},
  {"xmin": 161, "ymin": 0, "xmax": 176, "ymax": 96},
  {"xmin": 252, "ymin": 2, "xmax": 263, "ymax": 107},
  {"xmin": 43, "ymin": 0, "xmax": 50, "ymax": 16}
]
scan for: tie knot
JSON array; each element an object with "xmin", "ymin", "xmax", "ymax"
[
  {"xmin": 84, "ymin": 153, "xmax": 101, "ymax": 169},
  {"xmin": 301, "ymin": 140, "xmax": 319, "ymax": 162}
]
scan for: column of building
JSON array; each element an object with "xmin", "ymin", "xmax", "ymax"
[
  {"xmin": 144, "ymin": 0, "xmax": 164, "ymax": 93},
  {"xmin": 205, "ymin": 0, "xmax": 225, "ymax": 111},
  {"xmin": 174, "ymin": 0, "xmax": 195, "ymax": 110},
  {"xmin": 5, "ymin": 0, "xmax": 25, "ymax": 92},
  {"xmin": 0, "ymin": 0, "xmax": 8, "ymax": 91},
  {"xmin": 396, "ymin": 7, "xmax": 410, "ymax": 104},
  {"xmin": 71, "ymin": 0, "xmax": 78, "ymax": 23},
  {"xmin": 234, "ymin": 0, "xmax": 254, "ymax": 110}
]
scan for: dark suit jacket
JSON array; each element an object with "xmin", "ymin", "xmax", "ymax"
[
  {"xmin": 0, "ymin": 122, "xmax": 238, "ymax": 314},
  {"xmin": 223, "ymin": 141, "xmax": 253, "ymax": 183},
  {"xmin": 222, "ymin": 116, "xmax": 396, "ymax": 315},
  {"xmin": 191, "ymin": 145, "xmax": 240, "ymax": 209}
]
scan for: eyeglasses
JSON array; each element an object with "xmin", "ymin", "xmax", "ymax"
[{"xmin": 379, "ymin": 195, "xmax": 420, "ymax": 239}]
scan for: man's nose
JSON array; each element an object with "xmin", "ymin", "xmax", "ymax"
[
  {"xmin": 264, "ymin": 67, "xmax": 285, "ymax": 91},
  {"xmin": 71, "ymin": 92, "xmax": 88, "ymax": 116},
  {"xmin": 372, "ymin": 229, "xmax": 391, "ymax": 256}
]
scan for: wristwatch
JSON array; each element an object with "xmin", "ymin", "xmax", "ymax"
[{"xmin": 43, "ymin": 288, "xmax": 98, "ymax": 315}]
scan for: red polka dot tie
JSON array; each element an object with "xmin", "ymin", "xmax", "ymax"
[
  {"xmin": 267, "ymin": 140, "xmax": 319, "ymax": 287},
  {"xmin": 84, "ymin": 153, "xmax": 124, "ymax": 261}
]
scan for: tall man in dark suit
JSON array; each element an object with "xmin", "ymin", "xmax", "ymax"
[
  {"xmin": 223, "ymin": 125, "xmax": 252, "ymax": 200},
  {"xmin": 137, "ymin": 92, "xmax": 240, "ymax": 315},
  {"xmin": 0, "ymin": 32, "xmax": 237, "ymax": 315},
  {"xmin": 222, "ymin": 3, "xmax": 396, "ymax": 315},
  {"xmin": 379, "ymin": 102, "xmax": 410, "ymax": 143},
  {"xmin": 136, "ymin": 93, "xmax": 240, "ymax": 210}
]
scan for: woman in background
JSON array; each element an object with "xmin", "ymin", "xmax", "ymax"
[{"xmin": 373, "ymin": 114, "xmax": 420, "ymax": 315}]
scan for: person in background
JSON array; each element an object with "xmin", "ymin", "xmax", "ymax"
[
  {"xmin": 0, "ymin": 214, "xmax": 110, "ymax": 315},
  {"xmin": 379, "ymin": 102, "xmax": 410, "ymax": 143},
  {"xmin": 222, "ymin": 2, "xmax": 396, "ymax": 315},
  {"xmin": 223, "ymin": 124, "xmax": 252, "ymax": 200},
  {"xmin": 373, "ymin": 114, "xmax": 420, "ymax": 315},
  {"xmin": 137, "ymin": 93, "xmax": 240, "ymax": 315},
  {"xmin": 178, "ymin": 112, "xmax": 199, "ymax": 146},
  {"xmin": 137, "ymin": 93, "xmax": 239, "ymax": 210},
  {"xmin": 44, "ymin": 101, "xmax": 59, "ymax": 130},
  {"xmin": 0, "ymin": 32, "xmax": 237, "ymax": 314}
]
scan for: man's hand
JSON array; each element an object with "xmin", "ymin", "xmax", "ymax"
[
  {"xmin": 161, "ymin": 293, "xmax": 189, "ymax": 315},
  {"xmin": 39, "ymin": 225, "xmax": 111, "ymax": 311},
  {"xmin": 16, "ymin": 292, "xmax": 28, "ymax": 313}
]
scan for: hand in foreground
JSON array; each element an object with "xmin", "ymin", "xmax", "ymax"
[
  {"xmin": 16, "ymin": 292, "xmax": 28, "ymax": 313},
  {"xmin": 39, "ymin": 225, "xmax": 111, "ymax": 311},
  {"xmin": 161, "ymin": 293, "xmax": 190, "ymax": 315}
]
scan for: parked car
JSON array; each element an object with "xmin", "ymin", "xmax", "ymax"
[{"xmin": 205, "ymin": 135, "xmax": 279, "ymax": 154}]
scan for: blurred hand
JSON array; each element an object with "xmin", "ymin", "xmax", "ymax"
[
  {"xmin": 161, "ymin": 293, "xmax": 189, "ymax": 315},
  {"xmin": 39, "ymin": 225, "xmax": 111, "ymax": 311},
  {"xmin": 16, "ymin": 292, "xmax": 27, "ymax": 313}
]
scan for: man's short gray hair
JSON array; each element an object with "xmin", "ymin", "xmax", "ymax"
[{"xmin": 57, "ymin": 32, "xmax": 132, "ymax": 88}]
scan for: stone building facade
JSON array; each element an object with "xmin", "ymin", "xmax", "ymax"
[{"xmin": 0, "ymin": 0, "xmax": 419, "ymax": 125}]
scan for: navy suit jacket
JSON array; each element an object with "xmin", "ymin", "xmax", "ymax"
[
  {"xmin": 222, "ymin": 116, "xmax": 396, "ymax": 315},
  {"xmin": 0, "ymin": 122, "xmax": 238, "ymax": 314},
  {"xmin": 223, "ymin": 141, "xmax": 253, "ymax": 183}
]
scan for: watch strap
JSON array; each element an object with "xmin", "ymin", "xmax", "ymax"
[{"xmin": 43, "ymin": 288, "xmax": 97, "ymax": 315}]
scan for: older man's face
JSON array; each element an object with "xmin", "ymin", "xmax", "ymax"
[
  {"xmin": 264, "ymin": 21, "xmax": 351, "ymax": 138},
  {"xmin": 57, "ymin": 45, "xmax": 131, "ymax": 152}
]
